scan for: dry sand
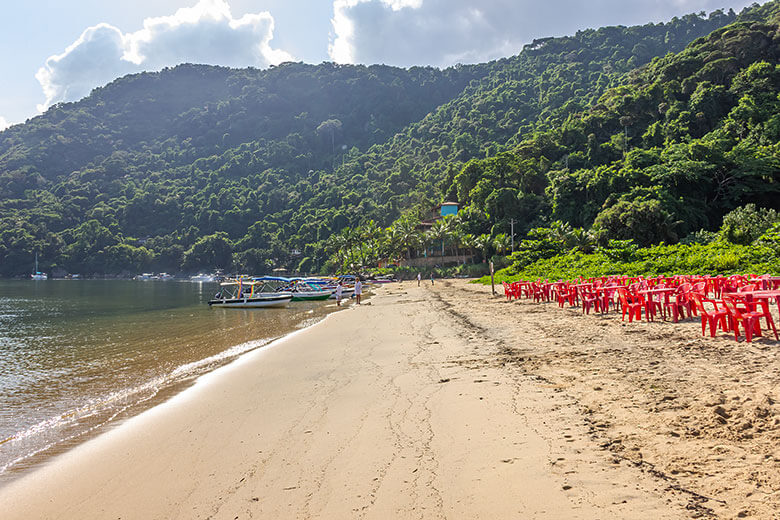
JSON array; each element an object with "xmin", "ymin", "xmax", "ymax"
[{"xmin": 2, "ymin": 279, "xmax": 775, "ymax": 518}]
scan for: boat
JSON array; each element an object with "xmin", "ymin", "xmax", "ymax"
[
  {"xmin": 190, "ymin": 273, "xmax": 217, "ymax": 283},
  {"xmin": 287, "ymin": 279, "xmax": 334, "ymax": 301},
  {"xmin": 301, "ymin": 277, "xmax": 355, "ymax": 299},
  {"xmin": 255, "ymin": 277, "xmax": 333, "ymax": 301},
  {"xmin": 208, "ymin": 279, "xmax": 292, "ymax": 308},
  {"xmin": 31, "ymin": 253, "xmax": 47, "ymax": 280}
]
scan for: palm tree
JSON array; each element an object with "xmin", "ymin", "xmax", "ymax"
[
  {"xmin": 450, "ymin": 229, "xmax": 466, "ymax": 263},
  {"xmin": 338, "ymin": 227, "xmax": 359, "ymax": 270},
  {"xmin": 392, "ymin": 218, "xmax": 421, "ymax": 264},
  {"xmin": 460, "ymin": 233, "xmax": 476, "ymax": 263},
  {"xmin": 473, "ymin": 233, "xmax": 494, "ymax": 263},
  {"xmin": 549, "ymin": 220, "xmax": 574, "ymax": 245},
  {"xmin": 493, "ymin": 233, "xmax": 510, "ymax": 256},
  {"xmin": 386, "ymin": 226, "xmax": 405, "ymax": 266},
  {"xmin": 358, "ymin": 220, "xmax": 381, "ymax": 267},
  {"xmin": 428, "ymin": 217, "xmax": 453, "ymax": 257},
  {"xmin": 568, "ymin": 227, "xmax": 596, "ymax": 253},
  {"xmin": 329, "ymin": 233, "xmax": 348, "ymax": 271}
]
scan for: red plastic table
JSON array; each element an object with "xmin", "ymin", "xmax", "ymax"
[
  {"xmin": 637, "ymin": 288, "xmax": 678, "ymax": 321},
  {"xmin": 726, "ymin": 290, "xmax": 780, "ymax": 317}
]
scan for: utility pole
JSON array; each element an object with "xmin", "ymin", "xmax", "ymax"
[{"xmin": 510, "ymin": 218, "xmax": 515, "ymax": 253}]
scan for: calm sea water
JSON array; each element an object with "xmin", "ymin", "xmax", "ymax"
[{"xmin": 0, "ymin": 279, "xmax": 338, "ymax": 484}]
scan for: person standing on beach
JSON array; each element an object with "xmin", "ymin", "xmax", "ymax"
[
  {"xmin": 335, "ymin": 280, "xmax": 343, "ymax": 306},
  {"xmin": 354, "ymin": 277, "xmax": 363, "ymax": 304},
  {"xmin": 430, "ymin": 272, "xmax": 434, "ymax": 286},
  {"xmin": 417, "ymin": 272, "xmax": 421, "ymax": 287}
]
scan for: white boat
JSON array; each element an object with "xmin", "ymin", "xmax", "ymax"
[
  {"xmin": 276, "ymin": 278, "xmax": 333, "ymax": 301},
  {"xmin": 329, "ymin": 286, "xmax": 355, "ymax": 299},
  {"xmin": 303, "ymin": 277, "xmax": 354, "ymax": 299},
  {"xmin": 190, "ymin": 273, "xmax": 217, "ymax": 283},
  {"xmin": 31, "ymin": 253, "xmax": 47, "ymax": 280},
  {"xmin": 208, "ymin": 279, "xmax": 293, "ymax": 308}
]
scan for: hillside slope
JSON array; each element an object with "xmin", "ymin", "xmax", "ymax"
[
  {"xmin": 446, "ymin": 1, "xmax": 780, "ymax": 245},
  {"xmin": 0, "ymin": 5, "xmax": 761, "ymax": 275}
]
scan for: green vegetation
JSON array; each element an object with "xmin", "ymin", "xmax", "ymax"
[
  {"xmin": 480, "ymin": 205, "xmax": 780, "ymax": 284},
  {"xmin": 1, "ymin": 2, "xmax": 779, "ymax": 277}
]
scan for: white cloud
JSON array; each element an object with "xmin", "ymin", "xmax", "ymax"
[
  {"xmin": 0, "ymin": 116, "xmax": 10, "ymax": 131},
  {"xmin": 36, "ymin": 0, "xmax": 293, "ymax": 112},
  {"xmin": 330, "ymin": 0, "xmax": 757, "ymax": 67},
  {"xmin": 36, "ymin": 24, "xmax": 137, "ymax": 112}
]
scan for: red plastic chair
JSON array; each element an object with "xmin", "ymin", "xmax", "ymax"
[
  {"xmin": 600, "ymin": 285, "xmax": 620, "ymax": 314},
  {"xmin": 664, "ymin": 283, "xmax": 693, "ymax": 322},
  {"xmin": 503, "ymin": 281, "xmax": 513, "ymax": 301},
  {"xmin": 617, "ymin": 287, "xmax": 645, "ymax": 322},
  {"xmin": 531, "ymin": 282, "xmax": 544, "ymax": 303},
  {"xmin": 555, "ymin": 283, "xmax": 576, "ymax": 308},
  {"xmin": 722, "ymin": 295, "xmax": 779, "ymax": 343},
  {"xmin": 578, "ymin": 286, "xmax": 599, "ymax": 315},
  {"xmin": 691, "ymin": 293, "xmax": 729, "ymax": 338}
]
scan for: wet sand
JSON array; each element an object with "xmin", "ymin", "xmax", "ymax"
[{"xmin": 4, "ymin": 279, "xmax": 769, "ymax": 518}]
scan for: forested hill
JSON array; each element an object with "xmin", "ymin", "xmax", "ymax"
[
  {"xmin": 0, "ymin": 62, "xmax": 484, "ymax": 181},
  {"xmin": 343, "ymin": 8, "xmax": 740, "ymax": 208},
  {"xmin": 443, "ymin": 0, "xmax": 780, "ymax": 246},
  {"xmin": 0, "ymin": 62, "xmax": 486, "ymax": 275},
  {"xmin": 0, "ymin": 4, "xmax": 771, "ymax": 276}
]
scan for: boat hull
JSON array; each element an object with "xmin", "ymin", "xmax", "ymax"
[
  {"xmin": 291, "ymin": 291, "xmax": 332, "ymax": 301},
  {"xmin": 329, "ymin": 288, "xmax": 355, "ymax": 299},
  {"xmin": 208, "ymin": 295, "xmax": 292, "ymax": 308}
]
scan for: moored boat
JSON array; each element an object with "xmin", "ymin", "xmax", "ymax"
[
  {"xmin": 31, "ymin": 253, "xmax": 47, "ymax": 280},
  {"xmin": 208, "ymin": 279, "xmax": 292, "ymax": 308},
  {"xmin": 255, "ymin": 276, "xmax": 333, "ymax": 301},
  {"xmin": 190, "ymin": 273, "xmax": 217, "ymax": 282},
  {"xmin": 304, "ymin": 277, "xmax": 355, "ymax": 299}
]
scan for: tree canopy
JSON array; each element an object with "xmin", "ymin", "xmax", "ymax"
[{"xmin": 1, "ymin": 2, "xmax": 778, "ymax": 276}]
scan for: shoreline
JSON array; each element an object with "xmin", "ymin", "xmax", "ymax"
[
  {"xmin": 0, "ymin": 282, "xmax": 701, "ymax": 518},
  {"xmin": 0, "ymin": 289, "xmax": 351, "ymax": 487}
]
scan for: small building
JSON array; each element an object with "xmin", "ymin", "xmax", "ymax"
[{"xmin": 439, "ymin": 202, "xmax": 459, "ymax": 217}]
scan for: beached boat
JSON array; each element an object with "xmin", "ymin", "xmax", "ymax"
[
  {"xmin": 304, "ymin": 277, "xmax": 355, "ymax": 299},
  {"xmin": 288, "ymin": 280, "xmax": 334, "ymax": 301},
  {"xmin": 255, "ymin": 277, "xmax": 333, "ymax": 301},
  {"xmin": 208, "ymin": 279, "xmax": 292, "ymax": 308},
  {"xmin": 31, "ymin": 253, "xmax": 47, "ymax": 280}
]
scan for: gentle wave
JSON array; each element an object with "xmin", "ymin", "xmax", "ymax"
[{"xmin": 0, "ymin": 336, "xmax": 273, "ymax": 477}]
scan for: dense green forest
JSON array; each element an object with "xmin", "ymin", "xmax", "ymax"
[{"xmin": 1, "ymin": 2, "xmax": 778, "ymax": 276}]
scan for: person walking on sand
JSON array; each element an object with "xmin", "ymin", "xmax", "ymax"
[
  {"xmin": 335, "ymin": 280, "xmax": 344, "ymax": 306},
  {"xmin": 430, "ymin": 272, "xmax": 434, "ymax": 286},
  {"xmin": 417, "ymin": 272, "xmax": 421, "ymax": 287},
  {"xmin": 354, "ymin": 277, "xmax": 363, "ymax": 305}
]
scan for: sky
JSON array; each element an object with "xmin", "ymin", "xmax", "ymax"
[{"xmin": 0, "ymin": 0, "xmax": 763, "ymax": 130}]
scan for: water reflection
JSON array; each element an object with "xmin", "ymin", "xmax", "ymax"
[{"xmin": 0, "ymin": 280, "xmax": 339, "ymax": 483}]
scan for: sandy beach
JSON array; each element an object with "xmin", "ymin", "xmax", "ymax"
[{"xmin": 2, "ymin": 279, "xmax": 777, "ymax": 518}]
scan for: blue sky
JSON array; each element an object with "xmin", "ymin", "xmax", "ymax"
[{"xmin": 0, "ymin": 0, "xmax": 761, "ymax": 129}]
